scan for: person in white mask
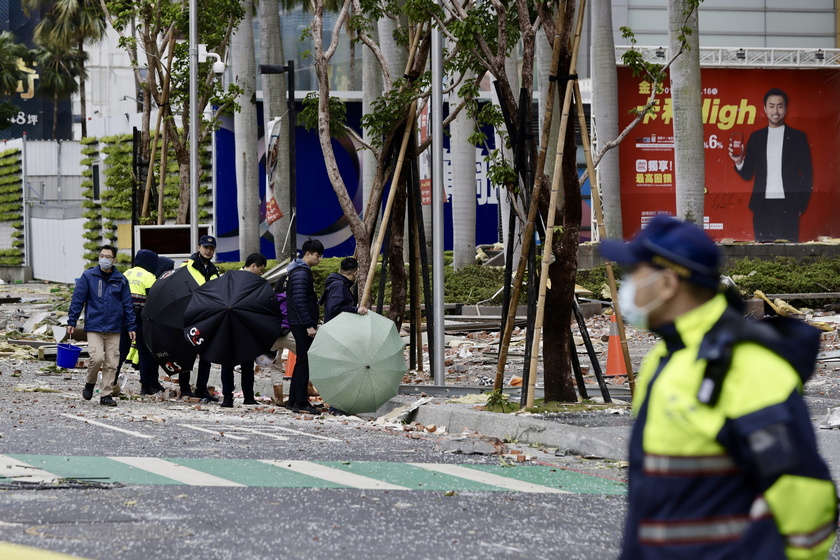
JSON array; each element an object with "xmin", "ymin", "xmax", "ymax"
[
  {"xmin": 67, "ymin": 244, "xmax": 136, "ymax": 407},
  {"xmin": 599, "ymin": 215, "xmax": 836, "ymax": 559}
]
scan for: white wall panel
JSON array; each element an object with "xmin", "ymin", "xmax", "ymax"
[{"xmin": 31, "ymin": 217, "xmax": 86, "ymax": 284}]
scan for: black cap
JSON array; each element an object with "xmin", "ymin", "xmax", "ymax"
[
  {"xmin": 599, "ymin": 215, "xmax": 721, "ymax": 289},
  {"xmin": 199, "ymin": 235, "xmax": 217, "ymax": 247}
]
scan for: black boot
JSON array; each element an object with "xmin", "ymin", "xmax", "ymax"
[
  {"xmin": 195, "ymin": 387, "xmax": 219, "ymax": 402},
  {"xmin": 180, "ymin": 385, "xmax": 197, "ymax": 398},
  {"xmin": 82, "ymin": 383, "xmax": 95, "ymax": 401},
  {"xmin": 220, "ymin": 396, "xmax": 234, "ymax": 408}
]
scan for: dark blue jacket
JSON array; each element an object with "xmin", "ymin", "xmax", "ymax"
[
  {"xmin": 68, "ymin": 266, "xmax": 136, "ymax": 333},
  {"xmin": 321, "ymin": 272, "xmax": 358, "ymax": 323},
  {"xmin": 286, "ymin": 258, "xmax": 319, "ymax": 328}
]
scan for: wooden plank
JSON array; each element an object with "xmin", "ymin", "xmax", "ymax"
[{"xmin": 764, "ymin": 293, "xmax": 840, "ymax": 299}]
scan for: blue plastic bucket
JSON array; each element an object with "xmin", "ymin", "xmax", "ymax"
[{"xmin": 56, "ymin": 343, "xmax": 82, "ymax": 369}]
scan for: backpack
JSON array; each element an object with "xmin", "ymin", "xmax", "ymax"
[{"xmin": 274, "ymin": 275, "xmax": 291, "ymax": 336}]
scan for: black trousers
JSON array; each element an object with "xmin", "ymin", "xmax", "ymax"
[
  {"xmin": 752, "ymin": 199, "xmax": 800, "ymax": 242},
  {"xmin": 220, "ymin": 361, "xmax": 255, "ymax": 400},
  {"xmin": 180, "ymin": 358, "xmax": 211, "ymax": 391},
  {"xmin": 288, "ymin": 325, "xmax": 314, "ymax": 407},
  {"xmin": 116, "ymin": 321, "xmax": 159, "ymax": 388}
]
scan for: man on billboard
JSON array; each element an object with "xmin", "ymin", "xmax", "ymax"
[{"xmin": 728, "ymin": 88, "xmax": 812, "ymax": 242}]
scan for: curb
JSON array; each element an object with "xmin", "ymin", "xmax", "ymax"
[{"xmin": 405, "ymin": 403, "xmax": 630, "ymax": 461}]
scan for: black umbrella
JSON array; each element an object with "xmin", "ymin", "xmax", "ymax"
[
  {"xmin": 183, "ymin": 270, "xmax": 283, "ymax": 366},
  {"xmin": 143, "ymin": 266, "xmax": 199, "ymax": 374}
]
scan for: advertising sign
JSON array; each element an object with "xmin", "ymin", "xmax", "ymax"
[
  {"xmin": 0, "ymin": 4, "xmax": 72, "ymax": 140},
  {"xmin": 617, "ymin": 67, "xmax": 840, "ymax": 242}
]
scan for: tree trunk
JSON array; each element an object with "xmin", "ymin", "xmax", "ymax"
[
  {"xmin": 176, "ymin": 158, "xmax": 191, "ymax": 224},
  {"xmin": 387, "ymin": 181, "xmax": 408, "ymax": 329},
  {"xmin": 260, "ymin": 0, "xmax": 291, "ymax": 259},
  {"xmin": 450, "ymin": 69, "xmax": 476, "ymax": 269},
  {"xmin": 233, "ymin": 0, "xmax": 260, "ymax": 257},
  {"xmin": 668, "ymin": 0, "xmax": 705, "ymax": 224},
  {"xmin": 361, "ymin": 26, "xmax": 382, "ymax": 211},
  {"xmin": 591, "ymin": 0, "xmax": 622, "ymax": 238},
  {"xmin": 542, "ymin": 0, "xmax": 578, "ymax": 404}
]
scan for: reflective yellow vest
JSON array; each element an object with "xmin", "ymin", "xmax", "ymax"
[
  {"xmin": 622, "ymin": 293, "xmax": 837, "ymax": 560},
  {"xmin": 123, "ymin": 266, "xmax": 156, "ymax": 309},
  {"xmin": 180, "ymin": 258, "xmax": 219, "ymax": 286}
]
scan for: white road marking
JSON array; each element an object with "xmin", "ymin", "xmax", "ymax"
[
  {"xmin": 263, "ymin": 425, "xmax": 341, "ymax": 442},
  {"xmin": 109, "ymin": 457, "xmax": 244, "ymax": 486},
  {"xmin": 61, "ymin": 413, "xmax": 154, "ymax": 439},
  {"xmin": 179, "ymin": 424, "xmax": 248, "ymax": 440},
  {"xmin": 407, "ymin": 463, "xmax": 569, "ymax": 493},
  {"xmin": 0, "ymin": 455, "xmax": 58, "ymax": 483},
  {"xmin": 261, "ymin": 460, "xmax": 409, "ymax": 490},
  {"xmin": 220, "ymin": 426, "xmax": 288, "ymax": 440}
]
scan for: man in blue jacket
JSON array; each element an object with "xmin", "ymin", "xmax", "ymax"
[
  {"xmin": 321, "ymin": 257, "xmax": 368, "ymax": 324},
  {"xmin": 285, "ymin": 239, "xmax": 324, "ymax": 414},
  {"xmin": 67, "ymin": 245, "xmax": 136, "ymax": 407}
]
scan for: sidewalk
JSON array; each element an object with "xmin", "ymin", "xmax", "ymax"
[{"xmin": 374, "ymin": 396, "xmax": 632, "ymax": 462}]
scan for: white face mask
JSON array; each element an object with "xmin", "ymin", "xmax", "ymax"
[
  {"xmin": 618, "ymin": 270, "xmax": 666, "ymax": 330},
  {"xmin": 99, "ymin": 257, "xmax": 114, "ymax": 270}
]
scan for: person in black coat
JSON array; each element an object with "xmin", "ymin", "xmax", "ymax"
[
  {"xmin": 284, "ymin": 239, "xmax": 324, "ymax": 414},
  {"xmin": 321, "ymin": 257, "xmax": 369, "ymax": 324},
  {"xmin": 729, "ymin": 88, "xmax": 813, "ymax": 242},
  {"xmin": 219, "ymin": 253, "xmax": 267, "ymax": 408}
]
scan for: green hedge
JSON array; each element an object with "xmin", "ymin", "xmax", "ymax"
[{"xmin": 0, "ymin": 148, "xmax": 22, "ymax": 265}]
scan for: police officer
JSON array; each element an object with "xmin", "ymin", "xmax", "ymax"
[
  {"xmin": 178, "ymin": 235, "xmax": 220, "ymax": 401},
  {"xmin": 118, "ymin": 249, "xmax": 165, "ymax": 395},
  {"xmin": 600, "ymin": 215, "xmax": 836, "ymax": 559}
]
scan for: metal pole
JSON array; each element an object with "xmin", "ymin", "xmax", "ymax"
[
  {"xmin": 21, "ymin": 132, "xmax": 29, "ymax": 268},
  {"xmin": 431, "ymin": 19, "xmax": 445, "ymax": 385},
  {"xmin": 288, "ymin": 60, "xmax": 297, "ymax": 259},
  {"xmin": 188, "ymin": 0, "xmax": 199, "ymax": 250}
]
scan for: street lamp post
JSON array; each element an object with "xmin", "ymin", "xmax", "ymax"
[
  {"xmin": 188, "ymin": 0, "xmax": 199, "ymax": 251},
  {"xmin": 259, "ymin": 62, "xmax": 297, "ymax": 259}
]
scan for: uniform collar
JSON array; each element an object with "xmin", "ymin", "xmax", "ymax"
[{"xmin": 652, "ymin": 293, "xmax": 727, "ymax": 354}]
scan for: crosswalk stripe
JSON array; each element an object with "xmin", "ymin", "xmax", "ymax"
[
  {"xmin": 0, "ymin": 455, "xmax": 58, "ymax": 484},
  {"xmin": 407, "ymin": 463, "xmax": 570, "ymax": 494},
  {"xmin": 263, "ymin": 425, "xmax": 341, "ymax": 442},
  {"xmin": 109, "ymin": 457, "xmax": 245, "ymax": 486},
  {"xmin": 221, "ymin": 426, "xmax": 289, "ymax": 440},
  {"xmin": 179, "ymin": 424, "xmax": 248, "ymax": 440},
  {"xmin": 61, "ymin": 414, "xmax": 154, "ymax": 439},
  {"xmin": 260, "ymin": 460, "xmax": 410, "ymax": 490}
]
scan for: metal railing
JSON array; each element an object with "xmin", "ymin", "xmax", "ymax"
[{"xmin": 615, "ymin": 46, "xmax": 840, "ymax": 68}]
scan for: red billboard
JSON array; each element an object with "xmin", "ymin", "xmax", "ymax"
[{"xmin": 617, "ymin": 67, "xmax": 840, "ymax": 242}]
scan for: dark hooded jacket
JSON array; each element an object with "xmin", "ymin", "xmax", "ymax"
[
  {"xmin": 134, "ymin": 249, "xmax": 158, "ymax": 274},
  {"xmin": 154, "ymin": 255, "xmax": 175, "ymax": 278},
  {"xmin": 320, "ymin": 272, "xmax": 358, "ymax": 323},
  {"xmin": 286, "ymin": 258, "xmax": 319, "ymax": 328}
]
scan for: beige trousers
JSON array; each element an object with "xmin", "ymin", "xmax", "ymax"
[
  {"xmin": 269, "ymin": 333, "xmax": 297, "ymax": 386},
  {"xmin": 86, "ymin": 331, "xmax": 121, "ymax": 396}
]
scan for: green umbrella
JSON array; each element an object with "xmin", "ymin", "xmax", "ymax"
[{"xmin": 309, "ymin": 312, "xmax": 406, "ymax": 414}]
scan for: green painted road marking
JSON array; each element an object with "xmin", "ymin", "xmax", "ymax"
[
  {"xmin": 174, "ymin": 458, "xmax": 349, "ymax": 488},
  {"xmin": 8, "ymin": 455, "xmax": 183, "ymax": 486},
  {"xmin": 465, "ymin": 464, "xmax": 627, "ymax": 495},
  {"xmin": 2, "ymin": 455, "xmax": 627, "ymax": 495},
  {"xmin": 323, "ymin": 461, "xmax": 505, "ymax": 492}
]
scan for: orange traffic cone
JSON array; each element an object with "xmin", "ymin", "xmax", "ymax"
[
  {"xmin": 605, "ymin": 314, "xmax": 628, "ymax": 377},
  {"xmin": 283, "ymin": 351, "xmax": 297, "ymax": 380}
]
